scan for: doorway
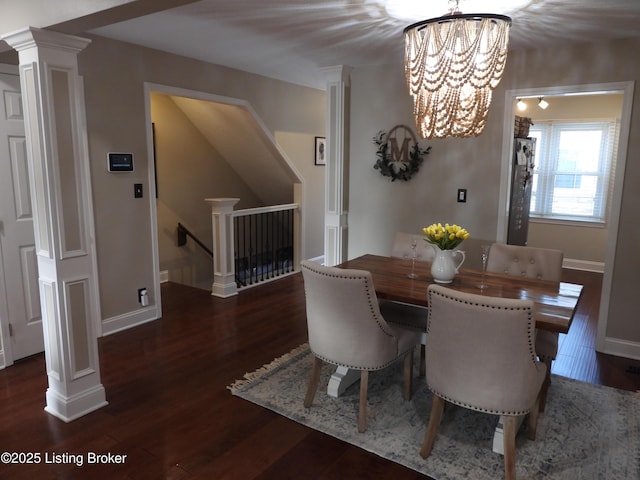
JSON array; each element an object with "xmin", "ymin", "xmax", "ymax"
[
  {"xmin": 499, "ymin": 81, "xmax": 634, "ymax": 354},
  {"xmin": 0, "ymin": 68, "xmax": 44, "ymax": 366},
  {"xmin": 508, "ymin": 91, "xmax": 623, "ymax": 268}
]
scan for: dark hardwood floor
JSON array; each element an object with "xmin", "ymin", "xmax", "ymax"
[{"xmin": 1, "ymin": 269, "xmax": 639, "ymax": 479}]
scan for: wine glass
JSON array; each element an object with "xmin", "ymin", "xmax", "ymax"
[
  {"xmin": 407, "ymin": 237, "xmax": 418, "ymax": 279},
  {"xmin": 477, "ymin": 244, "xmax": 491, "ymax": 290}
]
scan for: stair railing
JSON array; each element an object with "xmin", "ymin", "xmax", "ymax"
[
  {"xmin": 205, "ymin": 198, "xmax": 300, "ymax": 297},
  {"xmin": 233, "ymin": 203, "xmax": 297, "ymax": 288},
  {"xmin": 177, "ymin": 222, "xmax": 213, "ymax": 258}
]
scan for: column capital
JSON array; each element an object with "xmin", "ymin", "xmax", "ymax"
[
  {"xmin": 320, "ymin": 65, "xmax": 352, "ymax": 86},
  {"xmin": 205, "ymin": 198, "xmax": 240, "ymax": 214},
  {"xmin": 2, "ymin": 27, "xmax": 91, "ymax": 54}
]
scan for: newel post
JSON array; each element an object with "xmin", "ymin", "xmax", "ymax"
[{"xmin": 206, "ymin": 198, "xmax": 239, "ymax": 298}]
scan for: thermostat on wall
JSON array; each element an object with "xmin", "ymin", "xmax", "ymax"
[{"xmin": 107, "ymin": 152, "xmax": 134, "ymax": 172}]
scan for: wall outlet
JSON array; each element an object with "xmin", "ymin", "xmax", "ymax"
[
  {"xmin": 457, "ymin": 188, "xmax": 467, "ymax": 203},
  {"xmin": 138, "ymin": 287, "xmax": 148, "ymax": 306}
]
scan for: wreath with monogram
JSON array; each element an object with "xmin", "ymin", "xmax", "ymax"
[{"xmin": 373, "ymin": 125, "xmax": 431, "ymax": 182}]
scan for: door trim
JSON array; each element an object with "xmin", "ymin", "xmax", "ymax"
[{"xmin": 499, "ymin": 81, "xmax": 635, "ymax": 358}]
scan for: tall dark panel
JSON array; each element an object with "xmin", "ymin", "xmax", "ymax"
[{"xmin": 507, "ymin": 138, "xmax": 536, "ymax": 245}]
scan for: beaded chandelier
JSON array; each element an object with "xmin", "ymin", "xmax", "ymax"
[{"xmin": 404, "ymin": 4, "xmax": 511, "ymax": 138}]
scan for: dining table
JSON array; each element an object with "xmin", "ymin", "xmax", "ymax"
[
  {"xmin": 330, "ymin": 254, "xmax": 585, "ymax": 454},
  {"xmin": 339, "ymin": 254, "xmax": 584, "ymax": 334}
]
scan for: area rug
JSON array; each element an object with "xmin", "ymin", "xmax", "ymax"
[{"xmin": 228, "ymin": 344, "xmax": 640, "ymax": 479}]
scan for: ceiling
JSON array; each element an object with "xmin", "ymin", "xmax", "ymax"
[{"xmin": 88, "ymin": 0, "xmax": 640, "ymax": 90}]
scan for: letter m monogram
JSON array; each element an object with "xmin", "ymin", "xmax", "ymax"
[{"xmin": 389, "ymin": 137, "xmax": 410, "ymax": 163}]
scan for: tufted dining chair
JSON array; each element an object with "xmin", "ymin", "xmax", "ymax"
[
  {"xmin": 300, "ymin": 260, "xmax": 421, "ymax": 433},
  {"xmin": 486, "ymin": 243, "xmax": 563, "ymax": 411},
  {"xmin": 421, "ymin": 285, "xmax": 546, "ymax": 480}
]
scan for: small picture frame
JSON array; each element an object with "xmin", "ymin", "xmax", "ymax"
[{"xmin": 314, "ymin": 136, "xmax": 326, "ymax": 166}]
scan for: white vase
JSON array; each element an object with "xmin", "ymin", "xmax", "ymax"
[{"xmin": 430, "ymin": 245, "xmax": 466, "ymax": 283}]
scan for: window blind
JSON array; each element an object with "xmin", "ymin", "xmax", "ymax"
[{"xmin": 528, "ymin": 120, "xmax": 618, "ymax": 224}]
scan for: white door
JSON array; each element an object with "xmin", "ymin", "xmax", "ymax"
[{"xmin": 0, "ymin": 70, "xmax": 43, "ymax": 362}]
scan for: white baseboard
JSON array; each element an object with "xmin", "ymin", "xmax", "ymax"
[
  {"xmin": 159, "ymin": 270, "xmax": 169, "ymax": 283},
  {"xmin": 597, "ymin": 336, "xmax": 640, "ymax": 361},
  {"xmin": 101, "ymin": 306, "xmax": 159, "ymax": 336},
  {"xmin": 563, "ymin": 258, "xmax": 604, "ymax": 273}
]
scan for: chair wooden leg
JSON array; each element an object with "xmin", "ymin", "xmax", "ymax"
[
  {"xmin": 527, "ymin": 394, "xmax": 541, "ymax": 440},
  {"xmin": 539, "ymin": 358, "xmax": 552, "ymax": 412},
  {"xmin": 420, "ymin": 395, "xmax": 445, "ymax": 458},
  {"xmin": 403, "ymin": 349, "xmax": 414, "ymax": 400},
  {"xmin": 503, "ymin": 416, "xmax": 518, "ymax": 480},
  {"xmin": 358, "ymin": 370, "xmax": 369, "ymax": 433},
  {"xmin": 303, "ymin": 355, "xmax": 322, "ymax": 408}
]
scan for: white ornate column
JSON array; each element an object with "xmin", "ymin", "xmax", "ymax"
[
  {"xmin": 321, "ymin": 66, "xmax": 351, "ymax": 266},
  {"xmin": 321, "ymin": 66, "xmax": 358, "ymax": 396},
  {"xmin": 2, "ymin": 27, "xmax": 107, "ymax": 421},
  {"xmin": 205, "ymin": 198, "xmax": 240, "ymax": 297}
]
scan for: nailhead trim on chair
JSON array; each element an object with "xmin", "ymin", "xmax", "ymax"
[
  {"xmin": 302, "ymin": 262, "xmax": 395, "ymax": 338},
  {"xmin": 427, "ymin": 288, "xmax": 538, "ymax": 367},
  {"xmin": 302, "ymin": 262, "xmax": 408, "ymax": 372},
  {"xmin": 426, "ymin": 288, "xmax": 539, "ymax": 415},
  {"xmin": 312, "ymin": 349, "xmax": 414, "ymax": 372},
  {"xmin": 429, "ymin": 387, "xmax": 533, "ymax": 416}
]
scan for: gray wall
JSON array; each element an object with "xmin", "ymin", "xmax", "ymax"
[
  {"xmin": 349, "ymin": 64, "xmax": 503, "ymax": 257},
  {"xmin": 275, "ymin": 131, "xmax": 326, "ymax": 261},
  {"xmin": 77, "ymin": 35, "xmax": 325, "ymax": 322}
]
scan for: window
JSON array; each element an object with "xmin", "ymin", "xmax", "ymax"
[{"xmin": 528, "ymin": 121, "xmax": 618, "ymax": 224}]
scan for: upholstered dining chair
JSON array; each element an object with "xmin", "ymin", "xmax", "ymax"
[
  {"xmin": 486, "ymin": 243, "xmax": 564, "ymax": 411},
  {"xmin": 390, "ymin": 231, "xmax": 434, "ymax": 262},
  {"xmin": 385, "ymin": 232, "xmax": 432, "ymax": 374},
  {"xmin": 300, "ymin": 260, "xmax": 421, "ymax": 433},
  {"xmin": 421, "ymin": 285, "xmax": 546, "ymax": 480}
]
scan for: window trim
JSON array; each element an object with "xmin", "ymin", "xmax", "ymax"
[
  {"xmin": 529, "ymin": 216, "xmax": 606, "ymax": 229},
  {"xmin": 528, "ymin": 120, "xmax": 618, "ymax": 225}
]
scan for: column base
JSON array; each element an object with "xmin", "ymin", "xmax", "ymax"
[
  {"xmin": 211, "ymin": 276, "xmax": 238, "ymax": 298},
  {"xmin": 45, "ymin": 384, "xmax": 108, "ymax": 423}
]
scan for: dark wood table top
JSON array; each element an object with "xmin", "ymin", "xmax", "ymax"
[{"xmin": 338, "ymin": 254, "xmax": 584, "ymax": 334}]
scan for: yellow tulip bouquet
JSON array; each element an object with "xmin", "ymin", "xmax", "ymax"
[{"xmin": 423, "ymin": 223, "xmax": 470, "ymax": 250}]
